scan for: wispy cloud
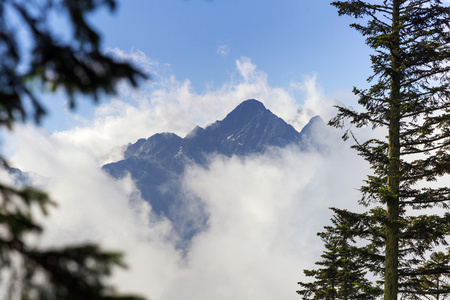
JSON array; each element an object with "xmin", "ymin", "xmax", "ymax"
[
  {"xmin": 216, "ymin": 44, "xmax": 230, "ymax": 57},
  {"xmin": 46, "ymin": 51, "xmax": 340, "ymax": 163}
]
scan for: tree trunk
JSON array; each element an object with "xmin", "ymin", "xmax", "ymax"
[{"xmin": 385, "ymin": 0, "xmax": 401, "ymax": 299}]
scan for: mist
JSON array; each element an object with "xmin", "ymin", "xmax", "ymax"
[{"xmin": 4, "ymin": 52, "xmax": 373, "ymax": 299}]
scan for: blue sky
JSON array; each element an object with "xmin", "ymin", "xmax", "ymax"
[
  {"xmin": 90, "ymin": 0, "xmax": 371, "ymax": 93},
  {"xmin": 37, "ymin": 0, "xmax": 376, "ymax": 133}
]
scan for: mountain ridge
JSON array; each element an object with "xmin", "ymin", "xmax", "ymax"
[
  {"xmin": 103, "ymin": 99, "xmax": 325, "ymax": 242},
  {"xmin": 118, "ymin": 99, "xmax": 313, "ymax": 163}
]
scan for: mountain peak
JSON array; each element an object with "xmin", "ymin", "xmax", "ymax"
[
  {"xmin": 299, "ymin": 115, "xmax": 325, "ymax": 136},
  {"xmin": 234, "ymin": 99, "xmax": 266, "ymax": 112},
  {"xmin": 224, "ymin": 99, "xmax": 267, "ymax": 120},
  {"xmin": 185, "ymin": 125, "xmax": 204, "ymax": 139}
]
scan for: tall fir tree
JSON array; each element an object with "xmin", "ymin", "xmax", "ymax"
[
  {"xmin": 0, "ymin": 0, "xmax": 147, "ymax": 298},
  {"xmin": 304, "ymin": 1, "xmax": 450, "ymax": 299}
]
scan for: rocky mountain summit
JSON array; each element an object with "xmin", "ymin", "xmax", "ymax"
[{"xmin": 103, "ymin": 99, "xmax": 325, "ymax": 240}]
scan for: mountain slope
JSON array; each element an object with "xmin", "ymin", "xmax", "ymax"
[{"xmin": 102, "ymin": 99, "xmax": 325, "ymax": 240}]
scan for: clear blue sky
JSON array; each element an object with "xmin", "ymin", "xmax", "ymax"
[{"xmin": 90, "ymin": 0, "xmax": 371, "ymax": 98}]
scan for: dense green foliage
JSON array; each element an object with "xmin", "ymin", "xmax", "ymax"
[
  {"xmin": 0, "ymin": 0, "xmax": 147, "ymax": 299},
  {"xmin": 299, "ymin": 1, "xmax": 450, "ymax": 299}
]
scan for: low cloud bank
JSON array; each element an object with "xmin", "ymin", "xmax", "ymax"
[
  {"xmin": 7, "ymin": 125, "xmax": 368, "ymax": 299},
  {"xmin": 4, "ymin": 51, "xmax": 372, "ymax": 299}
]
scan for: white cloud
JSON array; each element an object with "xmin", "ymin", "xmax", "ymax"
[
  {"xmin": 236, "ymin": 57, "xmax": 258, "ymax": 81},
  {"xmin": 216, "ymin": 44, "xmax": 230, "ymax": 57},
  {"xmin": 5, "ymin": 124, "xmax": 181, "ymax": 297},
  {"xmin": 169, "ymin": 144, "xmax": 367, "ymax": 299},
  {"xmin": 4, "ymin": 50, "xmax": 374, "ymax": 299}
]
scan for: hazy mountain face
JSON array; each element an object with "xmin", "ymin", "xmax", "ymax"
[{"xmin": 102, "ymin": 99, "xmax": 325, "ymax": 242}]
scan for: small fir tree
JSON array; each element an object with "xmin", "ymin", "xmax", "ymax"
[
  {"xmin": 297, "ymin": 208, "xmax": 382, "ymax": 300},
  {"xmin": 402, "ymin": 250, "xmax": 450, "ymax": 299}
]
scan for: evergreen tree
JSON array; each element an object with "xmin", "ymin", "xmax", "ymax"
[
  {"xmin": 324, "ymin": 1, "xmax": 450, "ymax": 299},
  {"xmin": 297, "ymin": 208, "xmax": 382, "ymax": 299},
  {"xmin": 0, "ymin": 0, "xmax": 147, "ymax": 298}
]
